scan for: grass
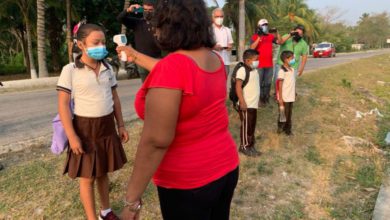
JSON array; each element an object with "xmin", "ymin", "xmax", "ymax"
[{"xmin": 0, "ymin": 54, "xmax": 390, "ymax": 219}]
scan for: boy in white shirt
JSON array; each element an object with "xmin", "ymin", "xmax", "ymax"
[
  {"xmin": 235, "ymin": 49, "xmax": 261, "ymax": 157},
  {"xmin": 276, "ymin": 50, "xmax": 296, "ymax": 136}
]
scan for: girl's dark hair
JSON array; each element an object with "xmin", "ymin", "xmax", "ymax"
[
  {"xmin": 76, "ymin": 23, "xmax": 104, "ymax": 42},
  {"xmin": 280, "ymin": 50, "xmax": 294, "ymax": 63},
  {"xmin": 152, "ymin": 0, "xmax": 215, "ymax": 52}
]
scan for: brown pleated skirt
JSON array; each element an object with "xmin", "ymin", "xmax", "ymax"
[{"xmin": 63, "ymin": 112, "xmax": 127, "ymax": 179}]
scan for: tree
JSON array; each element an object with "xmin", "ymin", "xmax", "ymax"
[
  {"xmin": 238, "ymin": 0, "xmax": 245, "ymax": 61},
  {"xmin": 1, "ymin": 0, "xmax": 38, "ymax": 78},
  {"xmin": 354, "ymin": 12, "xmax": 390, "ymax": 48},
  {"xmin": 37, "ymin": 0, "xmax": 48, "ymax": 77},
  {"xmin": 66, "ymin": 0, "xmax": 72, "ymax": 62}
]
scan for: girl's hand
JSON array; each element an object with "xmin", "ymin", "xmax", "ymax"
[
  {"xmin": 116, "ymin": 45, "xmax": 137, "ymax": 63},
  {"xmin": 118, "ymin": 127, "xmax": 129, "ymax": 143},
  {"xmin": 69, "ymin": 135, "xmax": 84, "ymax": 155},
  {"xmin": 239, "ymin": 102, "xmax": 248, "ymax": 111}
]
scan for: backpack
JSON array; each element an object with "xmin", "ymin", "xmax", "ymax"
[{"xmin": 228, "ymin": 62, "xmax": 251, "ymax": 109}]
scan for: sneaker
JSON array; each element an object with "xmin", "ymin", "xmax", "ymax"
[
  {"xmin": 239, "ymin": 146, "xmax": 260, "ymax": 157},
  {"xmin": 99, "ymin": 211, "xmax": 120, "ymax": 220},
  {"xmin": 249, "ymin": 147, "xmax": 261, "ymax": 156}
]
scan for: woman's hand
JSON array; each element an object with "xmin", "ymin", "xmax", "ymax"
[
  {"xmin": 118, "ymin": 127, "xmax": 129, "ymax": 143},
  {"xmin": 120, "ymin": 209, "xmax": 140, "ymax": 220},
  {"xmin": 116, "ymin": 45, "xmax": 137, "ymax": 63},
  {"xmin": 69, "ymin": 135, "xmax": 84, "ymax": 155}
]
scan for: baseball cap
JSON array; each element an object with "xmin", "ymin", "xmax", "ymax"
[
  {"xmin": 258, "ymin": 19, "xmax": 268, "ymax": 26},
  {"xmin": 294, "ymin": 24, "xmax": 305, "ymax": 32}
]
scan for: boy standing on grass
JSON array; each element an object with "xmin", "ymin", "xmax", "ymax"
[
  {"xmin": 236, "ymin": 49, "xmax": 261, "ymax": 157},
  {"xmin": 276, "ymin": 50, "xmax": 296, "ymax": 136}
]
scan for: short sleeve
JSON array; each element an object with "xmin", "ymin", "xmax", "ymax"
[
  {"xmin": 235, "ymin": 67, "xmax": 246, "ymax": 81},
  {"xmin": 107, "ymin": 64, "xmax": 118, "ymax": 88},
  {"xmin": 250, "ymin": 34, "xmax": 258, "ymax": 44},
  {"xmin": 227, "ymin": 28, "xmax": 234, "ymax": 44},
  {"xmin": 278, "ymin": 69, "xmax": 286, "ymax": 80},
  {"xmin": 56, "ymin": 63, "xmax": 74, "ymax": 94},
  {"xmin": 146, "ymin": 54, "xmax": 194, "ymax": 95}
]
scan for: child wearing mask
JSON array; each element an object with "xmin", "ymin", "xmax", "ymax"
[
  {"xmin": 57, "ymin": 23, "xmax": 128, "ymax": 220},
  {"xmin": 276, "ymin": 50, "xmax": 296, "ymax": 136},
  {"xmin": 235, "ymin": 49, "xmax": 261, "ymax": 157}
]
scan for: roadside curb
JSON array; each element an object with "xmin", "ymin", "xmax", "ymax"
[
  {"xmin": 1, "ymin": 77, "xmax": 59, "ymax": 90},
  {"xmin": 373, "ymin": 171, "xmax": 390, "ymax": 220}
]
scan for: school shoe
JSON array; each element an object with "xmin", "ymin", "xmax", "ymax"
[
  {"xmin": 99, "ymin": 211, "xmax": 120, "ymax": 220},
  {"xmin": 239, "ymin": 146, "xmax": 260, "ymax": 157},
  {"xmin": 248, "ymin": 147, "xmax": 261, "ymax": 156}
]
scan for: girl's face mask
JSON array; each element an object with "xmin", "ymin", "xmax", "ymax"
[{"xmin": 85, "ymin": 45, "xmax": 108, "ymax": 60}]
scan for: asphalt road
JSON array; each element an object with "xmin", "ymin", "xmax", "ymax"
[{"xmin": 0, "ymin": 49, "xmax": 389, "ymax": 149}]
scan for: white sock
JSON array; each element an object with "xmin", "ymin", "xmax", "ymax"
[{"xmin": 101, "ymin": 208, "xmax": 112, "ymax": 217}]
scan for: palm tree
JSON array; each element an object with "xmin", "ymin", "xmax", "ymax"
[
  {"xmin": 1, "ymin": 0, "xmax": 38, "ymax": 78},
  {"xmin": 66, "ymin": 0, "xmax": 72, "ymax": 62},
  {"xmin": 278, "ymin": 0, "xmax": 320, "ymax": 43},
  {"xmin": 238, "ymin": 0, "xmax": 245, "ymax": 61},
  {"xmin": 37, "ymin": 0, "xmax": 48, "ymax": 77}
]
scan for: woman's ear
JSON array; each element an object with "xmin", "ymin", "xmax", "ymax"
[{"xmin": 77, "ymin": 41, "xmax": 85, "ymax": 51}]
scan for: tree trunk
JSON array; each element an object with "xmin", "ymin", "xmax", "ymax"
[
  {"xmin": 121, "ymin": 0, "xmax": 130, "ymax": 34},
  {"xmin": 66, "ymin": 0, "xmax": 73, "ymax": 63},
  {"xmin": 37, "ymin": 0, "xmax": 49, "ymax": 77},
  {"xmin": 238, "ymin": 0, "xmax": 245, "ymax": 61},
  {"xmin": 47, "ymin": 9, "xmax": 62, "ymax": 72},
  {"xmin": 26, "ymin": 18, "xmax": 38, "ymax": 79}
]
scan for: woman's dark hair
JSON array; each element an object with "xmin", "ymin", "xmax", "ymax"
[
  {"xmin": 280, "ymin": 50, "xmax": 294, "ymax": 63},
  {"xmin": 152, "ymin": 0, "xmax": 215, "ymax": 52},
  {"xmin": 243, "ymin": 49, "xmax": 259, "ymax": 61},
  {"xmin": 76, "ymin": 23, "xmax": 104, "ymax": 42}
]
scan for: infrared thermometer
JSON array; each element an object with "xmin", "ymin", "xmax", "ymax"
[{"xmin": 113, "ymin": 34, "xmax": 128, "ymax": 62}]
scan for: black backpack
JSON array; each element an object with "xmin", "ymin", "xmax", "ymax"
[{"xmin": 228, "ymin": 62, "xmax": 251, "ymax": 109}]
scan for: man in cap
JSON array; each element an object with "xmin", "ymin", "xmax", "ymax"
[
  {"xmin": 212, "ymin": 8, "xmax": 234, "ymax": 76},
  {"xmin": 276, "ymin": 24, "xmax": 309, "ymax": 79},
  {"xmin": 117, "ymin": 0, "xmax": 161, "ymax": 82},
  {"xmin": 250, "ymin": 19, "xmax": 281, "ymax": 105}
]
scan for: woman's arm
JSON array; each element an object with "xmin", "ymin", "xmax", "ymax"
[
  {"xmin": 117, "ymin": 45, "xmax": 160, "ymax": 72},
  {"xmin": 58, "ymin": 91, "xmax": 83, "ymax": 155},
  {"xmin": 112, "ymin": 88, "xmax": 129, "ymax": 143},
  {"xmin": 121, "ymin": 88, "xmax": 182, "ymax": 218}
]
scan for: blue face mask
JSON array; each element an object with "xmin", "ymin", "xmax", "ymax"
[
  {"xmin": 261, "ymin": 26, "xmax": 269, "ymax": 34},
  {"xmin": 289, "ymin": 58, "xmax": 296, "ymax": 66},
  {"xmin": 86, "ymin": 46, "xmax": 108, "ymax": 60}
]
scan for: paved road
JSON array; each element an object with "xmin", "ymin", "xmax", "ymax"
[{"xmin": 1, "ymin": 49, "xmax": 389, "ymax": 149}]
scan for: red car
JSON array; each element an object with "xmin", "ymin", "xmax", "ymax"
[{"xmin": 313, "ymin": 42, "xmax": 336, "ymax": 58}]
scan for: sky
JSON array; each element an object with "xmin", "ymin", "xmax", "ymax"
[{"xmin": 206, "ymin": 0, "xmax": 390, "ymax": 25}]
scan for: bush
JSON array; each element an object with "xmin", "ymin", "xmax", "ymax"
[{"xmin": 0, "ymin": 64, "xmax": 26, "ymax": 75}]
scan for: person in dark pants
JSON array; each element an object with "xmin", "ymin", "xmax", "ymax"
[
  {"xmin": 116, "ymin": 0, "xmax": 161, "ymax": 82},
  {"xmin": 276, "ymin": 50, "xmax": 296, "ymax": 136},
  {"xmin": 116, "ymin": 0, "xmax": 239, "ymax": 219},
  {"xmin": 235, "ymin": 49, "xmax": 261, "ymax": 157}
]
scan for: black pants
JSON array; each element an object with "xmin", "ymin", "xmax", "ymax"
[
  {"xmin": 157, "ymin": 167, "xmax": 239, "ymax": 220},
  {"xmin": 259, "ymin": 67, "xmax": 273, "ymax": 102},
  {"xmin": 278, "ymin": 102, "xmax": 293, "ymax": 134},
  {"xmin": 239, "ymin": 108, "xmax": 257, "ymax": 149}
]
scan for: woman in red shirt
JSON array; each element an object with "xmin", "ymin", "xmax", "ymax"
[{"xmin": 117, "ymin": 0, "xmax": 239, "ymax": 219}]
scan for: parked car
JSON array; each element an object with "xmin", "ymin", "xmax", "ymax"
[{"xmin": 313, "ymin": 42, "xmax": 336, "ymax": 58}]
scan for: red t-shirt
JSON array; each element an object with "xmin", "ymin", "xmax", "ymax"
[
  {"xmin": 251, "ymin": 34, "xmax": 275, "ymax": 68},
  {"xmin": 134, "ymin": 53, "xmax": 239, "ymax": 189}
]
